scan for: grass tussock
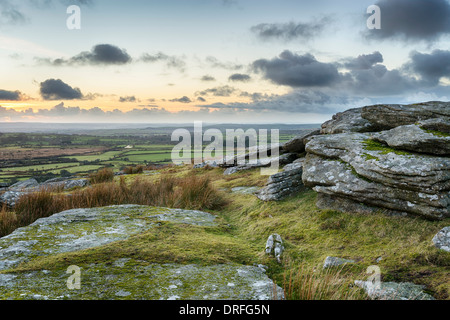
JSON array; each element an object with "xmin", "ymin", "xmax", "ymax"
[
  {"xmin": 89, "ymin": 167, "xmax": 114, "ymax": 184},
  {"xmin": 123, "ymin": 165, "xmax": 144, "ymax": 175},
  {"xmin": 0, "ymin": 204, "xmax": 17, "ymax": 237},
  {"xmin": 283, "ymin": 264, "xmax": 366, "ymax": 300}
]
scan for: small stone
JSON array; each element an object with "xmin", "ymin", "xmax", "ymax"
[
  {"xmin": 432, "ymin": 227, "xmax": 450, "ymax": 252},
  {"xmin": 323, "ymin": 256, "xmax": 355, "ymax": 269},
  {"xmin": 265, "ymin": 234, "xmax": 284, "ymax": 263},
  {"xmin": 115, "ymin": 290, "xmax": 131, "ymax": 297},
  {"xmin": 354, "ymin": 280, "xmax": 435, "ymax": 300}
]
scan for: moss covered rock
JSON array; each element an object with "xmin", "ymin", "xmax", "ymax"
[{"xmin": 0, "ymin": 205, "xmax": 283, "ymax": 300}]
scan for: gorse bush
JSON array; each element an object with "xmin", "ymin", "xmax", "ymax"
[{"xmin": 1, "ymin": 174, "xmax": 225, "ymax": 237}]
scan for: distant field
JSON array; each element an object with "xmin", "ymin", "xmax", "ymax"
[{"xmin": 0, "ymin": 127, "xmax": 305, "ymax": 183}]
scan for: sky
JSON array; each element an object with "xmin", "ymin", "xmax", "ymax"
[{"xmin": 0, "ymin": 0, "xmax": 449, "ymax": 123}]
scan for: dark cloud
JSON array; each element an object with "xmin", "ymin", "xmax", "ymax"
[
  {"xmin": 197, "ymin": 97, "xmax": 206, "ymax": 102},
  {"xmin": 252, "ymin": 50, "xmax": 341, "ymax": 87},
  {"xmin": 366, "ymin": 0, "xmax": 450, "ymax": 42},
  {"xmin": 197, "ymin": 89, "xmax": 350, "ymax": 114},
  {"xmin": 344, "ymin": 65, "xmax": 419, "ymax": 95},
  {"xmin": 169, "ymin": 96, "xmax": 192, "ymax": 103},
  {"xmin": 251, "ymin": 17, "xmax": 332, "ymax": 41},
  {"xmin": 196, "ymin": 85, "xmax": 238, "ymax": 97},
  {"xmin": 119, "ymin": 96, "xmax": 138, "ymax": 103},
  {"xmin": 41, "ymin": 44, "xmax": 131, "ymax": 66},
  {"xmin": 407, "ymin": 49, "xmax": 450, "ymax": 85},
  {"xmin": 201, "ymin": 75, "xmax": 216, "ymax": 82},
  {"xmin": 140, "ymin": 52, "xmax": 186, "ymax": 71},
  {"xmin": 250, "ymin": 50, "xmax": 437, "ymax": 96},
  {"xmin": 70, "ymin": 44, "xmax": 131, "ymax": 65},
  {"xmin": 229, "ymin": 73, "xmax": 251, "ymax": 82},
  {"xmin": 40, "ymin": 79, "xmax": 83, "ymax": 100},
  {"xmin": 343, "ymin": 51, "xmax": 383, "ymax": 70},
  {"xmin": 0, "ymin": 89, "xmax": 23, "ymax": 101},
  {"xmin": 205, "ymin": 56, "xmax": 243, "ymax": 71}
]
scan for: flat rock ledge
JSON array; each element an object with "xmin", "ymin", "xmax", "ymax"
[
  {"xmin": 302, "ymin": 133, "xmax": 449, "ymax": 220},
  {"xmin": 0, "ymin": 205, "xmax": 284, "ymax": 300},
  {"xmin": 0, "ymin": 205, "xmax": 217, "ymax": 271},
  {"xmin": 257, "ymin": 159, "xmax": 304, "ymax": 201},
  {"xmin": 0, "ymin": 261, "xmax": 284, "ymax": 300}
]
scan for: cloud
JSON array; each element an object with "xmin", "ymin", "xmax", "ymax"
[
  {"xmin": 197, "ymin": 89, "xmax": 355, "ymax": 114},
  {"xmin": 0, "ymin": 89, "xmax": 23, "ymax": 101},
  {"xmin": 40, "ymin": 79, "xmax": 83, "ymax": 100},
  {"xmin": 197, "ymin": 97, "xmax": 206, "ymax": 102},
  {"xmin": 252, "ymin": 50, "xmax": 342, "ymax": 87},
  {"xmin": 343, "ymin": 51, "xmax": 384, "ymax": 70},
  {"xmin": 251, "ymin": 17, "xmax": 332, "ymax": 41},
  {"xmin": 119, "ymin": 96, "xmax": 138, "ymax": 103},
  {"xmin": 365, "ymin": 0, "xmax": 450, "ymax": 42},
  {"xmin": 196, "ymin": 85, "xmax": 238, "ymax": 97},
  {"xmin": 41, "ymin": 44, "xmax": 132, "ymax": 66},
  {"xmin": 407, "ymin": 49, "xmax": 450, "ymax": 85},
  {"xmin": 250, "ymin": 50, "xmax": 434, "ymax": 96},
  {"xmin": 201, "ymin": 75, "xmax": 216, "ymax": 82},
  {"xmin": 205, "ymin": 56, "xmax": 243, "ymax": 71},
  {"xmin": 169, "ymin": 96, "xmax": 192, "ymax": 103},
  {"xmin": 344, "ymin": 64, "xmax": 419, "ymax": 95},
  {"xmin": 140, "ymin": 52, "xmax": 186, "ymax": 71},
  {"xmin": 228, "ymin": 73, "xmax": 251, "ymax": 82}
]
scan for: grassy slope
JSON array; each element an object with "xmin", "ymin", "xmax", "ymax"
[{"xmin": 2, "ymin": 165, "xmax": 449, "ymax": 299}]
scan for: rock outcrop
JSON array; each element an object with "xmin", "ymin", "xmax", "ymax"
[
  {"xmin": 0, "ymin": 205, "xmax": 284, "ymax": 300},
  {"xmin": 321, "ymin": 108, "xmax": 375, "ymax": 134},
  {"xmin": 360, "ymin": 102, "xmax": 450, "ymax": 131},
  {"xmin": 432, "ymin": 227, "xmax": 450, "ymax": 252},
  {"xmin": 257, "ymin": 159, "xmax": 304, "ymax": 201},
  {"xmin": 265, "ymin": 234, "xmax": 284, "ymax": 263},
  {"xmin": 282, "ymin": 130, "xmax": 320, "ymax": 153},
  {"xmin": 223, "ymin": 153, "xmax": 298, "ymax": 176},
  {"xmin": 373, "ymin": 122, "xmax": 450, "ymax": 155},
  {"xmin": 354, "ymin": 280, "xmax": 435, "ymax": 300},
  {"xmin": 303, "ymin": 101, "xmax": 450, "ymax": 220},
  {"xmin": 0, "ymin": 177, "xmax": 89, "ymax": 208}
]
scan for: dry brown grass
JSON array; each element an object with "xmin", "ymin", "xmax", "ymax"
[
  {"xmin": 0, "ymin": 204, "xmax": 17, "ymax": 237},
  {"xmin": 1, "ymin": 173, "xmax": 226, "ymax": 237},
  {"xmin": 89, "ymin": 167, "xmax": 115, "ymax": 184},
  {"xmin": 283, "ymin": 264, "xmax": 366, "ymax": 300},
  {"xmin": 123, "ymin": 165, "xmax": 144, "ymax": 175}
]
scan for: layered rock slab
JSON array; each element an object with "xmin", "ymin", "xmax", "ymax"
[
  {"xmin": 0, "ymin": 261, "xmax": 284, "ymax": 300},
  {"xmin": 302, "ymin": 133, "xmax": 449, "ymax": 220}
]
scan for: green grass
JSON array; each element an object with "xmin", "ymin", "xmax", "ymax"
[
  {"xmin": 363, "ymin": 139, "xmax": 413, "ymax": 156},
  {"xmin": 419, "ymin": 127, "xmax": 450, "ymax": 138},
  {"xmin": 68, "ymin": 151, "xmax": 124, "ymax": 162},
  {"xmin": 1, "ymin": 161, "xmax": 448, "ymax": 300},
  {"xmin": 0, "ymin": 163, "xmax": 79, "ymax": 173}
]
